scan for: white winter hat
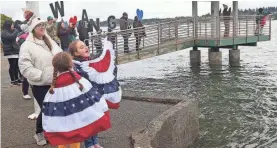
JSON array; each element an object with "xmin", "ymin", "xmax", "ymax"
[
  {"xmin": 20, "ymin": 24, "xmax": 29, "ymax": 33},
  {"xmin": 27, "ymin": 16, "xmax": 45, "ymax": 32}
]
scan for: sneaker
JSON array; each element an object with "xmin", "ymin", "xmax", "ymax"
[
  {"xmin": 34, "ymin": 133, "xmax": 47, "ymax": 146},
  {"xmin": 16, "ymin": 79, "xmax": 22, "ymax": 84},
  {"xmin": 23, "ymin": 95, "xmax": 32, "ymax": 100},
  {"xmin": 10, "ymin": 81, "xmax": 20, "ymax": 86}
]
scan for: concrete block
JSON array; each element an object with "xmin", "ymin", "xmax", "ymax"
[
  {"xmin": 229, "ymin": 49, "xmax": 240, "ymax": 67},
  {"xmin": 190, "ymin": 50, "xmax": 201, "ymax": 66},
  {"xmin": 209, "ymin": 51, "xmax": 222, "ymax": 65},
  {"xmin": 131, "ymin": 100, "xmax": 199, "ymax": 148}
]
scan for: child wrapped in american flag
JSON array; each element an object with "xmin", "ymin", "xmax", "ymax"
[
  {"xmin": 70, "ymin": 37, "xmax": 122, "ymax": 110},
  {"xmin": 42, "ymin": 52, "xmax": 111, "ymax": 148}
]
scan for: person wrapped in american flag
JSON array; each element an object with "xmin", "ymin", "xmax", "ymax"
[
  {"xmin": 42, "ymin": 52, "xmax": 111, "ymax": 147},
  {"xmin": 70, "ymin": 37, "xmax": 122, "ymax": 110}
]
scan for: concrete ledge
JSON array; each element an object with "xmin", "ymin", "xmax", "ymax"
[
  {"xmin": 122, "ymin": 95, "xmax": 181, "ymax": 105},
  {"xmin": 131, "ymin": 100, "xmax": 199, "ymax": 148}
]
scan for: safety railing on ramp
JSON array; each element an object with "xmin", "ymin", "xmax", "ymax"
[{"xmin": 85, "ymin": 15, "xmax": 271, "ymax": 63}]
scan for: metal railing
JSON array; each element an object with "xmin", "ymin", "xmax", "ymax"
[{"xmin": 85, "ymin": 15, "xmax": 271, "ymax": 59}]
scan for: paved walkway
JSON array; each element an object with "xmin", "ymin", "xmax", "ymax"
[{"xmin": 1, "ymin": 55, "xmax": 172, "ymax": 148}]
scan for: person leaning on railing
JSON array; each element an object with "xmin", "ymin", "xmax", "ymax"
[
  {"xmin": 133, "ymin": 16, "xmax": 146, "ymax": 51},
  {"xmin": 119, "ymin": 12, "xmax": 132, "ymax": 53},
  {"xmin": 255, "ymin": 8, "xmax": 271, "ymax": 35},
  {"xmin": 219, "ymin": 4, "xmax": 232, "ymax": 37}
]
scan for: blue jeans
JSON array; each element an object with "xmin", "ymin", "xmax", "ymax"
[{"xmin": 84, "ymin": 135, "xmax": 98, "ymax": 148}]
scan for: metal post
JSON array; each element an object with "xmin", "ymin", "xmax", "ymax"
[
  {"xmin": 218, "ymin": 16, "xmax": 220, "ymax": 45},
  {"xmin": 175, "ymin": 19, "xmax": 178, "ymax": 51},
  {"xmin": 233, "ymin": 15, "xmax": 235, "ymax": 44},
  {"xmin": 187, "ymin": 20, "xmax": 190, "ymax": 37},
  {"xmin": 115, "ymin": 32, "xmax": 118, "ymax": 64},
  {"xmin": 143, "ymin": 35, "xmax": 145, "ymax": 48},
  {"xmin": 205, "ymin": 16, "xmax": 207, "ymax": 45},
  {"xmin": 199, "ymin": 20, "xmax": 202, "ymax": 37},
  {"xmin": 246, "ymin": 16, "xmax": 248, "ymax": 42},
  {"xmin": 269, "ymin": 15, "xmax": 271, "ymax": 40},
  {"xmin": 258, "ymin": 17, "xmax": 261, "ymax": 41},
  {"xmin": 157, "ymin": 24, "xmax": 160, "ymax": 55},
  {"xmin": 160, "ymin": 23, "xmax": 163, "ymax": 44},
  {"xmin": 169, "ymin": 23, "xmax": 171, "ymax": 39},
  {"xmin": 238, "ymin": 19, "xmax": 240, "ymax": 35}
]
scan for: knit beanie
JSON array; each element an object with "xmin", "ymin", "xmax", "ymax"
[{"xmin": 27, "ymin": 17, "xmax": 45, "ymax": 32}]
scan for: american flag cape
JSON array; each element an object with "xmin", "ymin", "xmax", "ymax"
[
  {"xmin": 42, "ymin": 71, "xmax": 111, "ymax": 146},
  {"xmin": 73, "ymin": 37, "xmax": 122, "ymax": 109}
]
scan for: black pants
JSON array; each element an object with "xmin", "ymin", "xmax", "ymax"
[
  {"xmin": 32, "ymin": 85, "xmax": 50, "ymax": 134},
  {"xmin": 123, "ymin": 37, "xmax": 129, "ymax": 52},
  {"xmin": 7, "ymin": 58, "xmax": 19, "ymax": 82},
  {"xmin": 22, "ymin": 77, "xmax": 29, "ymax": 95},
  {"xmin": 135, "ymin": 36, "xmax": 142, "ymax": 51}
]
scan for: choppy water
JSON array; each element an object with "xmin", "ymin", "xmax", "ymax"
[{"xmin": 118, "ymin": 21, "xmax": 277, "ymax": 148}]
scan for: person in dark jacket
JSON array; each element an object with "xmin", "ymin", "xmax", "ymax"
[
  {"xmin": 133, "ymin": 16, "xmax": 146, "ymax": 51},
  {"xmin": 77, "ymin": 20, "xmax": 89, "ymax": 46},
  {"xmin": 119, "ymin": 12, "xmax": 132, "ymax": 53},
  {"xmin": 219, "ymin": 4, "xmax": 232, "ymax": 37},
  {"xmin": 57, "ymin": 21, "xmax": 71, "ymax": 51},
  {"xmin": 1, "ymin": 20, "xmax": 21, "ymax": 86},
  {"xmin": 16, "ymin": 24, "xmax": 32, "ymax": 100}
]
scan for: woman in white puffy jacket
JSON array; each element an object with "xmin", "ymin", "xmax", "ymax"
[{"xmin": 18, "ymin": 15, "xmax": 62, "ymax": 146}]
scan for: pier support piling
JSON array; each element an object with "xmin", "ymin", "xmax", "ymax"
[
  {"xmin": 190, "ymin": 48, "xmax": 201, "ymax": 66},
  {"xmin": 229, "ymin": 49, "xmax": 240, "ymax": 67},
  {"xmin": 209, "ymin": 48, "xmax": 222, "ymax": 65}
]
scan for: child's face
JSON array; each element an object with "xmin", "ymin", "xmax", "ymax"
[{"xmin": 74, "ymin": 41, "xmax": 90, "ymax": 58}]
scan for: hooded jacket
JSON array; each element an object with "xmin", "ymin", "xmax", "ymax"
[
  {"xmin": 18, "ymin": 33, "xmax": 62, "ymax": 86},
  {"xmin": 1, "ymin": 20, "xmax": 20, "ymax": 56},
  {"xmin": 133, "ymin": 17, "xmax": 145, "ymax": 37},
  {"xmin": 77, "ymin": 21, "xmax": 89, "ymax": 41},
  {"xmin": 119, "ymin": 16, "xmax": 132, "ymax": 38}
]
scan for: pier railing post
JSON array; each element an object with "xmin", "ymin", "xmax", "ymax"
[
  {"xmin": 258, "ymin": 16, "xmax": 261, "ymax": 41},
  {"xmin": 217, "ymin": 16, "xmax": 220, "ymax": 46},
  {"xmin": 187, "ymin": 20, "xmax": 190, "ymax": 37},
  {"xmin": 269, "ymin": 15, "xmax": 271, "ymax": 40},
  {"xmin": 115, "ymin": 32, "xmax": 118, "ymax": 64},
  {"xmin": 157, "ymin": 24, "xmax": 160, "ymax": 55},
  {"xmin": 169, "ymin": 22, "xmax": 171, "ymax": 39},
  {"xmin": 246, "ymin": 16, "xmax": 248, "ymax": 42},
  {"xmin": 233, "ymin": 15, "xmax": 235, "ymax": 44},
  {"xmin": 175, "ymin": 19, "xmax": 178, "ymax": 51},
  {"xmin": 205, "ymin": 16, "xmax": 207, "ymax": 45}
]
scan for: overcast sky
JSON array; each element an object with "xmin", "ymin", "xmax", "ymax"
[{"xmin": 0, "ymin": 0, "xmax": 276, "ymax": 22}]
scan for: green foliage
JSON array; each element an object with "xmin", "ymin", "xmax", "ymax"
[{"xmin": 1, "ymin": 14, "xmax": 12, "ymax": 30}]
